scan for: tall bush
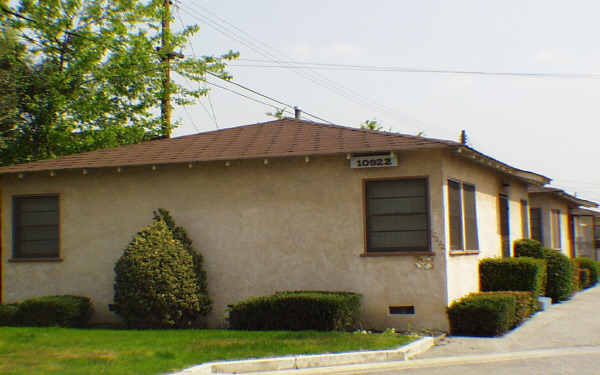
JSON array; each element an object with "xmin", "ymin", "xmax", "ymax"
[
  {"xmin": 153, "ymin": 209, "xmax": 209, "ymax": 297},
  {"xmin": 542, "ymin": 248, "xmax": 574, "ymax": 302},
  {"xmin": 575, "ymin": 257, "xmax": 599, "ymax": 288},
  {"xmin": 112, "ymin": 218, "xmax": 210, "ymax": 329},
  {"xmin": 514, "ymin": 239, "xmax": 544, "ymax": 259}
]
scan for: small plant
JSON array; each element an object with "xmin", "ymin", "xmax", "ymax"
[{"xmin": 112, "ymin": 218, "xmax": 209, "ymax": 329}]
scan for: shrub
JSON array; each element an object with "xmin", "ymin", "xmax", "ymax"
[
  {"xmin": 572, "ymin": 259, "xmax": 582, "ymax": 292},
  {"xmin": 0, "ymin": 304, "xmax": 18, "ymax": 326},
  {"xmin": 575, "ymin": 257, "xmax": 599, "ymax": 287},
  {"xmin": 542, "ymin": 248, "xmax": 574, "ymax": 302},
  {"xmin": 447, "ymin": 293, "xmax": 516, "ymax": 337},
  {"xmin": 14, "ymin": 296, "xmax": 92, "ymax": 327},
  {"xmin": 228, "ymin": 291, "xmax": 362, "ymax": 331},
  {"xmin": 514, "ymin": 238, "xmax": 544, "ymax": 259},
  {"xmin": 479, "ymin": 291, "xmax": 534, "ymax": 327},
  {"xmin": 580, "ymin": 269, "xmax": 591, "ymax": 290},
  {"xmin": 479, "ymin": 257, "xmax": 546, "ymax": 309},
  {"xmin": 112, "ymin": 218, "xmax": 210, "ymax": 329},
  {"xmin": 153, "ymin": 209, "xmax": 210, "ymax": 300}
]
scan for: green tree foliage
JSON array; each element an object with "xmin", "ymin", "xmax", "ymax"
[
  {"xmin": 360, "ymin": 119, "xmax": 381, "ymax": 131},
  {"xmin": 0, "ymin": 0, "xmax": 238, "ymax": 165},
  {"xmin": 153, "ymin": 208, "xmax": 209, "ymax": 296},
  {"xmin": 112, "ymin": 218, "xmax": 210, "ymax": 329}
]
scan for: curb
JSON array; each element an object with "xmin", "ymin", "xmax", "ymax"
[{"xmin": 172, "ymin": 336, "xmax": 434, "ymax": 374}]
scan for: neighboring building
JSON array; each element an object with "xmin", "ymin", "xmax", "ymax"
[
  {"xmin": 569, "ymin": 208, "xmax": 600, "ymax": 260},
  {"xmin": 0, "ymin": 119, "xmax": 549, "ymax": 330},
  {"xmin": 528, "ymin": 187, "xmax": 598, "ymax": 258}
]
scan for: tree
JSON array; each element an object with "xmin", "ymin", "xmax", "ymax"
[
  {"xmin": 112, "ymin": 218, "xmax": 210, "ymax": 329},
  {"xmin": 0, "ymin": 0, "xmax": 238, "ymax": 166},
  {"xmin": 360, "ymin": 119, "xmax": 381, "ymax": 131}
]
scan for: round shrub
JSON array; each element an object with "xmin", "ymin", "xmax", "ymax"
[
  {"xmin": 514, "ymin": 239, "xmax": 544, "ymax": 259},
  {"xmin": 542, "ymin": 248, "xmax": 574, "ymax": 302},
  {"xmin": 575, "ymin": 257, "xmax": 599, "ymax": 288},
  {"xmin": 112, "ymin": 219, "xmax": 210, "ymax": 329}
]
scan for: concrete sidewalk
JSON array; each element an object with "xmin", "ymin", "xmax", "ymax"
[{"xmin": 418, "ymin": 285, "xmax": 600, "ymax": 359}]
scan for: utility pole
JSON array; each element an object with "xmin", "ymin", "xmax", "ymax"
[{"xmin": 160, "ymin": 0, "xmax": 172, "ymax": 138}]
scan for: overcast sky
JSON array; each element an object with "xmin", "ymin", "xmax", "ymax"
[{"xmin": 171, "ymin": 0, "xmax": 600, "ymax": 204}]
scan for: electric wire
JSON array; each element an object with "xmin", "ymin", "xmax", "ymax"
[{"xmin": 179, "ymin": 2, "xmax": 421, "ymax": 127}]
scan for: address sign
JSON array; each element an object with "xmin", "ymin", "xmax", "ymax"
[{"xmin": 350, "ymin": 154, "xmax": 398, "ymax": 169}]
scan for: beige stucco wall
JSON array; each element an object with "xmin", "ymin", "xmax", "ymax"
[
  {"xmin": 529, "ymin": 194, "xmax": 572, "ymax": 257},
  {"xmin": 2, "ymin": 150, "xmax": 458, "ymax": 330},
  {"xmin": 441, "ymin": 152, "xmax": 531, "ymax": 304}
]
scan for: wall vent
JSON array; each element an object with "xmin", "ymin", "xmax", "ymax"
[{"xmin": 389, "ymin": 306, "xmax": 415, "ymax": 315}]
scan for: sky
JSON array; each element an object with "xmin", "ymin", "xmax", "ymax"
[{"xmin": 170, "ymin": 0, "xmax": 600, "ymax": 204}]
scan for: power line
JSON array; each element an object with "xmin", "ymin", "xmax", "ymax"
[
  {"xmin": 178, "ymin": 2, "xmax": 424, "ymax": 128},
  {"xmin": 232, "ymin": 59, "xmax": 600, "ymax": 79},
  {"xmin": 203, "ymin": 79, "xmax": 292, "ymax": 113}
]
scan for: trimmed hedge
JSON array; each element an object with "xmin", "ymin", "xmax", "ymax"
[
  {"xmin": 0, "ymin": 304, "xmax": 18, "ymax": 326},
  {"xmin": 479, "ymin": 257, "xmax": 547, "ymax": 309},
  {"xmin": 14, "ymin": 295, "xmax": 92, "ymax": 327},
  {"xmin": 228, "ymin": 291, "xmax": 362, "ymax": 331},
  {"xmin": 580, "ymin": 269, "xmax": 591, "ymax": 290},
  {"xmin": 447, "ymin": 293, "xmax": 516, "ymax": 337},
  {"xmin": 575, "ymin": 257, "xmax": 599, "ymax": 288},
  {"xmin": 514, "ymin": 239, "xmax": 544, "ymax": 259},
  {"xmin": 479, "ymin": 291, "xmax": 534, "ymax": 328},
  {"xmin": 542, "ymin": 248, "xmax": 574, "ymax": 302}
]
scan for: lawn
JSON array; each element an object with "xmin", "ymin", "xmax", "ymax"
[{"xmin": 0, "ymin": 327, "xmax": 415, "ymax": 375}]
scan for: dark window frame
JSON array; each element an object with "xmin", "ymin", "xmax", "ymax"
[
  {"xmin": 12, "ymin": 194, "xmax": 61, "ymax": 260},
  {"xmin": 363, "ymin": 177, "xmax": 431, "ymax": 254},
  {"xmin": 447, "ymin": 179, "xmax": 480, "ymax": 252}
]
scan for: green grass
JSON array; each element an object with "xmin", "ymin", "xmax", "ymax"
[{"xmin": 0, "ymin": 327, "xmax": 415, "ymax": 375}]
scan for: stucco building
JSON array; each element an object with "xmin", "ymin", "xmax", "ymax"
[
  {"xmin": 0, "ymin": 119, "xmax": 551, "ymax": 330},
  {"xmin": 528, "ymin": 186, "xmax": 598, "ymax": 258}
]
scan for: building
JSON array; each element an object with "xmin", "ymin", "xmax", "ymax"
[{"xmin": 0, "ymin": 118, "xmax": 550, "ymax": 330}]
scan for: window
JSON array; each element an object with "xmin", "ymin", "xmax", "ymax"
[
  {"xmin": 551, "ymin": 209, "xmax": 561, "ymax": 249},
  {"xmin": 13, "ymin": 195, "xmax": 59, "ymax": 259},
  {"xmin": 530, "ymin": 207, "xmax": 543, "ymax": 243},
  {"xmin": 520, "ymin": 200, "xmax": 529, "ymax": 238},
  {"xmin": 364, "ymin": 178, "xmax": 430, "ymax": 252},
  {"xmin": 448, "ymin": 180, "xmax": 479, "ymax": 251}
]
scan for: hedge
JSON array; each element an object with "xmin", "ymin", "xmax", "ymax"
[
  {"xmin": 580, "ymin": 269, "xmax": 591, "ymax": 290},
  {"xmin": 479, "ymin": 291, "xmax": 534, "ymax": 328},
  {"xmin": 479, "ymin": 257, "xmax": 546, "ymax": 309},
  {"xmin": 542, "ymin": 248, "xmax": 574, "ymax": 302},
  {"xmin": 14, "ymin": 295, "xmax": 92, "ymax": 327},
  {"xmin": 228, "ymin": 291, "xmax": 362, "ymax": 331},
  {"xmin": 447, "ymin": 293, "xmax": 516, "ymax": 337},
  {"xmin": 0, "ymin": 304, "xmax": 18, "ymax": 326},
  {"xmin": 572, "ymin": 259, "xmax": 582, "ymax": 292},
  {"xmin": 514, "ymin": 239, "xmax": 544, "ymax": 259},
  {"xmin": 575, "ymin": 257, "xmax": 599, "ymax": 288}
]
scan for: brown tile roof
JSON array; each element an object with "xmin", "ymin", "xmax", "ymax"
[
  {"xmin": 529, "ymin": 186, "xmax": 598, "ymax": 208},
  {"xmin": 0, "ymin": 118, "xmax": 458, "ymax": 174}
]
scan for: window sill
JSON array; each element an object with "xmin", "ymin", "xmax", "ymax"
[
  {"xmin": 8, "ymin": 257, "xmax": 63, "ymax": 263},
  {"xmin": 449, "ymin": 250, "xmax": 480, "ymax": 256},
  {"xmin": 361, "ymin": 252, "xmax": 435, "ymax": 257}
]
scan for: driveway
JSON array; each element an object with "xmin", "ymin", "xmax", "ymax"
[{"xmin": 417, "ymin": 285, "xmax": 600, "ymax": 359}]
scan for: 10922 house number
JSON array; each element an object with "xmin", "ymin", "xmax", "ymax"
[{"xmin": 350, "ymin": 154, "xmax": 398, "ymax": 168}]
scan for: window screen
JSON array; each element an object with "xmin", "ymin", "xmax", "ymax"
[
  {"xmin": 448, "ymin": 180, "xmax": 464, "ymax": 250},
  {"xmin": 365, "ymin": 179, "xmax": 429, "ymax": 252},
  {"xmin": 463, "ymin": 184, "xmax": 479, "ymax": 250},
  {"xmin": 13, "ymin": 195, "xmax": 59, "ymax": 258}
]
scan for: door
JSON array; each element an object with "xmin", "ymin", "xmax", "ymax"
[{"xmin": 499, "ymin": 194, "xmax": 510, "ymax": 257}]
